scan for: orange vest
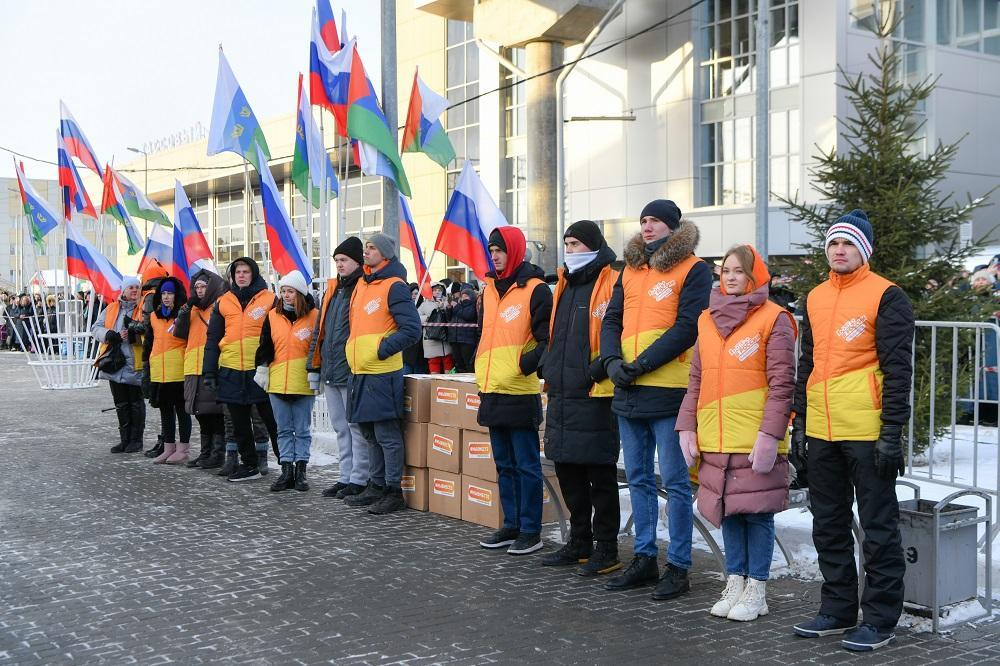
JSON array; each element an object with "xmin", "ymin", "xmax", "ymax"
[
  {"xmin": 347, "ymin": 274, "xmax": 405, "ymax": 374},
  {"xmin": 620, "ymin": 254, "xmax": 701, "ymax": 388},
  {"xmin": 217, "ymin": 290, "xmax": 275, "ymax": 371},
  {"xmin": 183, "ymin": 306, "xmax": 211, "ymax": 376},
  {"xmin": 266, "ymin": 309, "xmax": 315, "ymax": 395},
  {"xmin": 309, "ymin": 277, "xmax": 339, "ymax": 369},
  {"xmin": 97, "ymin": 301, "xmax": 144, "ymax": 371},
  {"xmin": 806, "ymin": 264, "xmax": 894, "ymax": 441},
  {"xmin": 476, "ymin": 276, "xmax": 543, "ymax": 395},
  {"xmin": 549, "ymin": 264, "xmax": 618, "ymax": 398},
  {"xmin": 149, "ymin": 313, "xmax": 186, "ymax": 383},
  {"xmin": 695, "ymin": 301, "xmax": 796, "ymax": 454}
]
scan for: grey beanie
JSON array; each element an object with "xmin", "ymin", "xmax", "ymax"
[{"xmin": 366, "ymin": 232, "xmax": 397, "ymax": 260}]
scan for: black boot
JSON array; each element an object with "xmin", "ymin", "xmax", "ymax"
[
  {"xmin": 321, "ymin": 481, "xmax": 350, "ymax": 498},
  {"xmin": 144, "ymin": 434, "xmax": 164, "ymax": 459},
  {"xmin": 110, "ymin": 401, "xmax": 129, "ymax": 453},
  {"xmin": 345, "ymin": 482, "xmax": 385, "ymax": 507},
  {"xmin": 578, "ymin": 541, "xmax": 623, "ymax": 577},
  {"xmin": 187, "ymin": 431, "xmax": 212, "ymax": 468},
  {"xmin": 270, "ymin": 462, "xmax": 294, "ymax": 492},
  {"xmin": 256, "ymin": 446, "xmax": 269, "ymax": 476},
  {"xmin": 651, "ymin": 563, "xmax": 690, "ymax": 600},
  {"xmin": 604, "ymin": 555, "xmax": 659, "ymax": 591},
  {"xmin": 124, "ymin": 398, "xmax": 145, "ymax": 452},
  {"xmin": 336, "ymin": 483, "xmax": 366, "ymax": 499},
  {"xmin": 216, "ymin": 449, "xmax": 238, "ymax": 476},
  {"xmin": 541, "ymin": 538, "xmax": 592, "ymax": 566},
  {"xmin": 199, "ymin": 434, "xmax": 225, "ymax": 469},
  {"xmin": 368, "ymin": 486, "xmax": 404, "ymax": 514},
  {"xmin": 293, "ymin": 461, "xmax": 309, "ymax": 491}
]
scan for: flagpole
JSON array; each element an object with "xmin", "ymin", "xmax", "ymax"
[
  {"xmin": 246, "ymin": 156, "xmax": 277, "ymax": 288},
  {"xmin": 416, "ymin": 248, "xmax": 438, "ymax": 297},
  {"xmin": 319, "ymin": 111, "xmax": 330, "ymax": 281}
]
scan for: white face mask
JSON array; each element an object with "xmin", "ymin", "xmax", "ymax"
[{"xmin": 564, "ymin": 250, "xmax": 599, "ymax": 274}]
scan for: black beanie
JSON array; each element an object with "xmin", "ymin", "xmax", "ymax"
[
  {"xmin": 488, "ymin": 229, "xmax": 506, "ymax": 252},
  {"xmin": 563, "ymin": 219, "xmax": 605, "ymax": 251},
  {"xmin": 333, "ymin": 236, "xmax": 364, "ymax": 265},
  {"xmin": 640, "ymin": 199, "xmax": 682, "ymax": 230}
]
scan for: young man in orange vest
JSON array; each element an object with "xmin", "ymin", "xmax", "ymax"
[
  {"xmin": 476, "ymin": 226, "xmax": 552, "ymax": 556},
  {"xmin": 600, "ymin": 200, "xmax": 711, "ymax": 598},
  {"xmin": 540, "ymin": 220, "xmax": 623, "ymax": 574},
  {"xmin": 344, "ymin": 233, "xmax": 421, "ymax": 515},
  {"xmin": 790, "ymin": 210, "xmax": 914, "ymax": 651}
]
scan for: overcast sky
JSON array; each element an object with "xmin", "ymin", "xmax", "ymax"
[{"xmin": 0, "ymin": 0, "xmax": 381, "ymax": 180}]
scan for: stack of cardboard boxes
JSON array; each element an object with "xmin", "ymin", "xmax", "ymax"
[{"xmin": 402, "ymin": 374, "xmax": 562, "ymax": 529}]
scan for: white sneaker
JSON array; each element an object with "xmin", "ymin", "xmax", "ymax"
[
  {"xmin": 710, "ymin": 575, "xmax": 746, "ymax": 617},
  {"xmin": 727, "ymin": 578, "xmax": 768, "ymax": 621}
]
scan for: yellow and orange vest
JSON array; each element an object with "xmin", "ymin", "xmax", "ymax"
[
  {"xmin": 695, "ymin": 300, "xmax": 796, "ymax": 454},
  {"xmin": 217, "ymin": 290, "xmax": 275, "ymax": 372},
  {"xmin": 620, "ymin": 254, "xmax": 701, "ymax": 388},
  {"xmin": 97, "ymin": 301, "xmax": 144, "ymax": 372},
  {"xmin": 549, "ymin": 265, "xmax": 618, "ymax": 398},
  {"xmin": 806, "ymin": 264, "xmax": 895, "ymax": 441},
  {"xmin": 148, "ymin": 312, "xmax": 185, "ymax": 383},
  {"xmin": 183, "ymin": 306, "xmax": 211, "ymax": 376},
  {"xmin": 266, "ymin": 309, "xmax": 315, "ymax": 395},
  {"xmin": 347, "ymin": 273, "xmax": 405, "ymax": 374},
  {"xmin": 476, "ymin": 276, "xmax": 544, "ymax": 395},
  {"xmin": 309, "ymin": 277, "xmax": 339, "ymax": 369}
]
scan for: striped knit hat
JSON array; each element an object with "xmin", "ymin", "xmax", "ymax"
[{"xmin": 826, "ymin": 209, "xmax": 874, "ymax": 263}]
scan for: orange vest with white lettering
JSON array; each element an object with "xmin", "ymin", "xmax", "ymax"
[
  {"xmin": 549, "ymin": 265, "xmax": 618, "ymax": 398},
  {"xmin": 217, "ymin": 290, "xmax": 275, "ymax": 372},
  {"xmin": 149, "ymin": 313, "xmax": 186, "ymax": 383},
  {"xmin": 347, "ymin": 275, "xmax": 405, "ymax": 374},
  {"xmin": 183, "ymin": 306, "xmax": 211, "ymax": 376},
  {"xmin": 476, "ymin": 276, "xmax": 543, "ymax": 395},
  {"xmin": 266, "ymin": 309, "xmax": 315, "ymax": 395}
]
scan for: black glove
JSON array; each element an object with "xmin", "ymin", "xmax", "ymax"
[
  {"xmin": 141, "ymin": 372, "xmax": 152, "ymax": 400},
  {"xmin": 605, "ymin": 358, "xmax": 634, "ymax": 389},
  {"xmin": 588, "ymin": 357, "xmax": 608, "ymax": 382},
  {"xmin": 874, "ymin": 424, "xmax": 905, "ymax": 480},
  {"xmin": 203, "ymin": 372, "xmax": 218, "ymax": 393},
  {"xmin": 104, "ymin": 329, "xmax": 120, "ymax": 344},
  {"xmin": 789, "ymin": 414, "xmax": 808, "ymax": 488},
  {"xmin": 621, "ymin": 361, "xmax": 643, "ymax": 380}
]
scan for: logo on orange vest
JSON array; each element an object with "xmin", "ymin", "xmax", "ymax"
[
  {"xmin": 728, "ymin": 333, "xmax": 762, "ymax": 362},
  {"xmin": 836, "ymin": 315, "xmax": 868, "ymax": 343},
  {"xmin": 294, "ymin": 327, "xmax": 313, "ymax": 341},
  {"xmin": 249, "ymin": 306, "xmax": 267, "ymax": 321},
  {"xmin": 592, "ymin": 299, "xmax": 610, "ymax": 320},
  {"xmin": 648, "ymin": 280, "xmax": 676, "ymax": 302},
  {"xmin": 499, "ymin": 304, "xmax": 523, "ymax": 323},
  {"xmin": 364, "ymin": 297, "xmax": 382, "ymax": 315}
]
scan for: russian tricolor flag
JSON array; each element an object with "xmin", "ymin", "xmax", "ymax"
[
  {"xmin": 254, "ymin": 144, "xmax": 313, "ymax": 283},
  {"xmin": 434, "ymin": 160, "xmax": 509, "ymax": 279},
  {"xmin": 399, "ymin": 194, "xmax": 431, "ymax": 298},
  {"xmin": 57, "ymin": 132, "xmax": 97, "ymax": 221},
  {"xmin": 317, "ymin": 0, "xmax": 340, "ymax": 52},
  {"xmin": 66, "ymin": 221, "xmax": 123, "ymax": 303},
  {"xmin": 310, "ymin": 12, "xmax": 353, "ymax": 136},
  {"xmin": 59, "ymin": 101, "xmax": 102, "ymax": 177},
  {"xmin": 139, "ymin": 223, "xmax": 173, "ymax": 278},
  {"xmin": 172, "ymin": 181, "xmax": 217, "ymax": 288}
]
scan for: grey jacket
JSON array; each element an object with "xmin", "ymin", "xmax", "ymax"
[
  {"xmin": 308, "ymin": 269, "xmax": 362, "ymax": 387},
  {"xmin": 91, "ymin": 298, "xmax": 143, "ymax": 386}
]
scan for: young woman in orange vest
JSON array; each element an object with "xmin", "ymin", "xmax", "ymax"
[
  {"xmin": 142, "ymin": 277, "xmax": 192, "ymax": 464},
  {"xmin": 253, "ymin": 271, "xmax": 317, "ymax": 492},
  {"xmin": 91, "ymin": 276, "xmax": 145, "ymax": 453},
  {"xmin": 676, "ymin": 244, "xmax": 796, "ymax": 622}
]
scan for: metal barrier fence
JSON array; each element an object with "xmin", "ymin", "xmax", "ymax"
[{"xmin": 8, "ymin": 298, "xmax": 102, "ymax": 390}]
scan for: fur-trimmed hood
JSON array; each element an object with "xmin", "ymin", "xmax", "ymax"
[{"xmin": 623, "ymin": 219, "xmax": 700, "ymax": 271}]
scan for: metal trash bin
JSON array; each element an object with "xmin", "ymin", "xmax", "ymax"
[{"xmin": 898, "ymin": 499, "xmax": 978, "ymax": 607}]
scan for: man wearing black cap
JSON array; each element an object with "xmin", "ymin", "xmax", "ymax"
[
  {"xmin": 600, "ymin": 199, "xmax": 711, "ymax": 598},
  {"xmin": 309, "ymin": 236, "xmax": 372, "ymax": 499},
  {"xmin": 541, "ymin": 220, "xmax": 623, "ymax": 575}
]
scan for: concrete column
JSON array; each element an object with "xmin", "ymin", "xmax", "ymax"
[{"xmin": 525, "ymin": 39, "xmax": 563, "ymax": 274}]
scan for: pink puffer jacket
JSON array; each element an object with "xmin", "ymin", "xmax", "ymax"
[{"xmin": 696, "ymin": 452, "xmax": 790, "ymax": 528}]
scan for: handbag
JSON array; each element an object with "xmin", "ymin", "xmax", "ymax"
[
  {"xmin": 425, "ymin": 307, "xmax": 449, "ymax": 342},
  {"xmin": 95, "ymin": 342, "xmax": 127, "ymax": 373}
]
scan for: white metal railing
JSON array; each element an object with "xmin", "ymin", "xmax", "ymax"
[{"xmin": 9, "ymin": 297, "xmax": 103, "ymax": 390}]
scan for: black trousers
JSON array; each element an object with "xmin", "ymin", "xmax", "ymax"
[
  {"xmin": 228, "ymin": 401, "xmax": 278, "ymax": 467},
  {"xmin": 156, "ymin": 382, "xmax": 191, "ymax": 443},
  {"xmin": 195, "ymin": 413, "xmax": 224, "ymax": 442},
  {"xmin": 452, "ymin": 342, "xmax": 477, "ymax": 373},
  {"xmin": 808, "ymin": 438, "xmax": 904, "ymax": 629},
  {"xmin": 553, "ymin": 461, "xmax": 621, "ymax": 544},
  {"xmin": 109, "ymin": 381, "xmax": 145, "ymax": 447}
]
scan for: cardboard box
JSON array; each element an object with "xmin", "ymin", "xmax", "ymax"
[
  {"xmin": 428, "ymin": 469, "xmax": 462, "ymax": 519},
  {"xmin": 426, "ymin": 423, "xmax": 462, "ymax": 473},
  {"xmin": 461, "ymin": 475, "xmax": 504, "ymax": 529},
  {"xmin": 462, "ymin": 428, "xmax": 496, "ymax": 482},
  {"xmin": 401, "ymin": 466, "xmax": 428, "ymax": 511},
  {"xmin": 429, "ymin": 375, "xmax": 481, "ymax": 430},
  {"xmin": 403, "ymin": 374, "xmax": 435, "ymax": 423},
  {"xmin": 404, "ymin": 422, "xmax": 428, "ymax": 468}
]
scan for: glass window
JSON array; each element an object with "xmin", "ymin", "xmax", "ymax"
[
  {"xmin": 445, "ymin": 17, "xmax": 482, "ymax": 215},
  {"xmin": 934, "ymin": 0, "xmax": 1000, "ymax": 53}
]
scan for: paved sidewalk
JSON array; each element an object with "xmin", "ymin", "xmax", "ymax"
[{"xmin": 0, "ymin": 353, "xmax": 997, "ymax": 665}]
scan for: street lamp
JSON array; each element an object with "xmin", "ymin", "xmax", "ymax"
[{"xmin": 127, "ymin": 146, "xmax": 149, "ymax": 237}]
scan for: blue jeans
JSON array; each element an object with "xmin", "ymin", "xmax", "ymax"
[
  {"xmin": 618, "ymin": 415, "xmax": 693, "ymax": 568},
  {"xmin": 268, "ymin": 394, "xmax": 315, "ymax": 463},
  {"xmin": 490, "ymin": 427, "xmax": 543, "ymax": 535},
  {"xmin": 722, "ymin": 513, "xmax": 776, "ymax": 581},
  {"xmin": 360, "ymin": 420, "xmax": 404, "ymax": 487}
]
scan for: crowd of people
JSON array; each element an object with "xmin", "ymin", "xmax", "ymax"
[
  {"xmin": 80, "ymin": 199, "xmax": 914, "ymax": 654},
  {"xmin": 0, "ymin": 290, "xmax": 99, "ymax": 352}
]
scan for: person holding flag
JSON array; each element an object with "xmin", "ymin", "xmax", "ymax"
[
  {"xmin": 476, "ymin": 226, "xmax": 552, "ymax": 556},
  {"xmin": 143, "ymin": 277, "xmax": 192, "ymax": 465}
]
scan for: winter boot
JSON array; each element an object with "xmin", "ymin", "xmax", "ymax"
[
  {"xmin": 651, "ymin": 563, "xmax": 691, "ymax": 600},
  {"xmin": 270, "ymin": 462, "xmax": 295, "ymax": 492},
  {"xmin": 322, "ymin": 481, "xmax": 350, "ymax": 498},
  {"xmin": 727, "ymin": 578, "xmax": 768, "ymax": 621},
  {"xmin": 111, "ymin": 402, "xmax": 130, "ymax": 453},
  {"xmin": 368, "ymin": 485, "xmax": 404, "ymax": 514},
  {"xmin": 216, "ymin": 444, "xmax": 238, "ymax": 476},
  {"xmin": 255, "ymin": 444, "xmax": 269, "ymax": 476},
  {"xmin": 541, "ymin": 538, "xmax": 592, "ymax": 566},
  {"xmin": 578, "ymin": 541, "xmax": 623, "ymax": 576},
  {"xmin": 710, "ymin": 575, "xmax": 746, "ymax": 618},
  {"xmin": 345, "ymin": 482, "xmax": 385, "ymax": 507},
  {"xmin": 336, "ymin": 483, "xmax": 366, "ymax": 499},
  {"xmin": 293, "ymin": 461, "xmax": 309, "ymax": 492},
  {"xmin": 200, "ymin": 434, "xmax": 225, "ymax": 469},
  {"xmin": 145, "ymin": 434, "xmax": 165, "ymax": 459},
  {"xmin": 165, "ymin": 442, "xmax": 190, "ymax": 464},
  {"xmin": 124, "ymin": 400, "xmax": 145, "ymax": 452},
  {"xmin": 187, "ymin": 432, "xmax": 212, "ymax": 468},
  {"xmin": 604, "ymin": 555, "xmax": 659, "ymax": 591},
  {"xmin": 153, "ymin": 442, "xmax": 176, "ymax": 464}
]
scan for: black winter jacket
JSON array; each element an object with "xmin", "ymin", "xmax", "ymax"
[{"xmin": 450, "ymin": 297, "xmax": 480, "ymax": 346}]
